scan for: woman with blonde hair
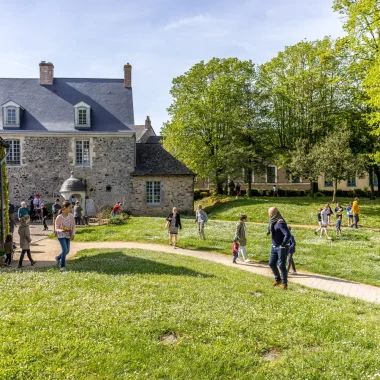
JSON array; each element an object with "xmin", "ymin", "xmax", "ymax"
[
  {"xmin": 166, "ymin": 207, "xmax": 182, "ymax": 248},
  {"xmin": 55, "ymin": 200, "xmax": 76, "ymax": 271}
]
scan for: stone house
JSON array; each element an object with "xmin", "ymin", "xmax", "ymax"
[
  {"xmin": 0, "ymin": 61, "xmax": 195, "ymax": 216},
  {"xmin": 196, "ymin": 164, "xmax": 379, "ymax": 193}
]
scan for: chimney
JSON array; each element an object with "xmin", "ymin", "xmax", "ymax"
[
  {"xmin": 39, "ymin": 61, "xmax": 54, "ymax": 85},
  {"xmin": 124, "ymin": 63, "xmax": 132, "ymax": 87},
  {"xmin": 145, "ymin": 116, "xmax": 151, "ymax": 130}
]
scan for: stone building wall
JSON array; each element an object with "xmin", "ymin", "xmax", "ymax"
[
  {"xmin": 6, "ymin": 135, "xmax": 135, "ymax": 213},
  {"xmin": 131, "ymin": 175, "xmax": 194, "ymax": 216}
]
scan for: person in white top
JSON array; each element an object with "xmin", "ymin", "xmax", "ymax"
[
  {"xmin": 55, "ymin": 200, "xmax": 76, "ymax": 271},
  {"xmin": 320, "ymin": 206, "xmax": 329, "ymax": 238},
  {"xmin": 194, "ymin": 204, "xmax": 208, "ymax": 240}
]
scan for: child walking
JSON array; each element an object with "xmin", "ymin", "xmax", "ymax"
[
  {"xmin": 315, "ymin": 208, "xmax": 323, "ymax": 235},
  {"xmin": 287, "ymin": 227, "xmax": 297, "ymax": 274},
  {"xmin": 335, "ymin": 203, "xmax": 343, "ymax": 237},
  {"xmin": 232, "ymin": 238, "xmax": 239, "ymax": 264},
  {"xmin": 4, "ymin": 234, "xmax": 13, "ymax": 266}
]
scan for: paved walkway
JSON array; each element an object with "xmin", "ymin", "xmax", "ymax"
[{"xmin": 5, "ymin": 236, "xmax": 380, "ymax": 305}]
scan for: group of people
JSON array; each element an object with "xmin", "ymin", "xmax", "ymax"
[
  {"xmin": 315, "ymin": 198, "xmax": 360, "ymax": 237},
  {"xmin": 166, "ymin": 204, "xmax": 295, "ymax": 290},
  {"xmin": 4, "ymin": 198, "xmax": 80, "ymax": 271}
]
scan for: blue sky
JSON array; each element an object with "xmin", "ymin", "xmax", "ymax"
[{"xmin": 0, "ymin": 0, "xmax": 345, "ymax": 134}]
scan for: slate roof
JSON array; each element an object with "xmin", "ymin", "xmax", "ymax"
[
  {"xmin": 134, "ymin": 143, "xmax": 195, "ymax": 176},
  {"xmin": 0, "ymin": 78, "xmax": 134, "ymax": 133},
  {"xmin": 135, "ymin": 125, "xmax": 146, "ymax": 142},
  {"xmin": 146, "ymin": 136, "xmax": 162, "ymax": 144}
]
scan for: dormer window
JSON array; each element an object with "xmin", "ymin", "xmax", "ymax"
[
  {"xmin": 2, "ymin": 101, "xmax": 23, "ymax": 128},
  {"xmin": 7, "ymin": 108, "xmax": 17, "ymax": 124},
  {"xmin": 74, "ymin": 102, "xmax": 91, "ymax": 128}
]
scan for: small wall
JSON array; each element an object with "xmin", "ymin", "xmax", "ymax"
[{"xmin": 131, "ymin": 175, "xmax": 194, "ymax": 216}]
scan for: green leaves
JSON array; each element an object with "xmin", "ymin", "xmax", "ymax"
[{"xmin": 162, "ymin": 58, "xmax": 258, "ymax": 190}]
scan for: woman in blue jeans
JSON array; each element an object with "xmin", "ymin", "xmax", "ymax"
[{"xmin": 55, "ymin": 200, "xmax": 76, "ymax": 271}]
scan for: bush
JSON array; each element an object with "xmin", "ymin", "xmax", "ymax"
[
  {"xmin": 314, "ymin": 192, "xmax": 324, "ymax": 197},
  {"xmin": 109, "ymin": 215, "xmax": 128, "ymax": 225},
  {"xmin": 194, "ymin": 189, "xmax": 211, "ymax": 200},
  {"xmin": 99, "ymin": 206, "xmax": 113, "ymax": 219}
]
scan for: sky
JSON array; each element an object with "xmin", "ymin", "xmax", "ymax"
[{"xmin": 0, "ymin": 0, "xmax": 346, "ymax": 134}]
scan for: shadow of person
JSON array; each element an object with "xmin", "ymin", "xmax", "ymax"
[{"xmin": 51, "ymin": 249, "xmax": 215, "ymax": 277}]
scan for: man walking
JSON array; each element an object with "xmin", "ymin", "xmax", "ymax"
[
  {"xmin": 351, "ymin": 197, "xmax": 360, "ymax": 229},
  {"xmin": 8, "ymin": 199, "xmax": 17, "ymax": 231},
  {"xmin": 267, "ymin": 207, "xmax": 291, "ymax": 290},
  {"xmin": 234, "ymin": 215, "xmax": 250, "ymax": 263}
]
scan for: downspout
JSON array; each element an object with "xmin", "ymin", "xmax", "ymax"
[{"xmin": 0, "ymin": 152, "xmax": 9, "ymax": 243}]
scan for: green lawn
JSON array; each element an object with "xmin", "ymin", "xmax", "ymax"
[
  {"xmin": 72, "ymin": 216, "xmax": 380, "ymax": 287},
  {"xmin": 1, "ymin": 248, "xmax": 380, "ymax": 379},
  {"xmin": 200, "ymin": 195, "xmax": 380, "ymax": 227}
]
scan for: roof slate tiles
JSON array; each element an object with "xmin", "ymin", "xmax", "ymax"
[
  {"xmin": 0, "ymin": 78, "xmax": 134, "ymax": 133},
  {"xmin": 134, "ymin": 143, "xmax": 195, "ymax": 176}
]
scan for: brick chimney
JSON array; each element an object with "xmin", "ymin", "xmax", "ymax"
[
  {"xmin": 145, "ymin": 116, "xmax": 151, "ymax": 130},
  {"xmin": 124, "ymin": 63, "xmax": 132, "ymax": 87},
  {"xmin": 39, "ymin": 61, "xmax": 54, "ymax": 85}
]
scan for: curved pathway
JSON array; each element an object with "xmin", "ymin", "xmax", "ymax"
[{"xmin": 6, "ymin": 237, "xmax": 380, "ymax": 305}]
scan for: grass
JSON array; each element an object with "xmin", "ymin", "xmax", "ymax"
[
  {"xmin": 1, "ymin": 248, "xmax": 380, "ymax": 379},
  {"xmin": 199, "ymin": 195, "xmax": 380, "ymax": 227},
  {"xmin": 71, "ymin": 216, "xmax": 380, "ymax": 287}
]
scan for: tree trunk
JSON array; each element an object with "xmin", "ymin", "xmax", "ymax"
[
  {"xmin": 332, "ymin": 177, "xmax": 337, "ymax": 203},
  {"xmin": 246, "ymin": 168, "xmax": 252, "ymax": 197},
  {"xmin": 375, "ymin": 166, "xmax": 380, "ymax": 197},
  {"xmin": 368, "ymin": 166, "xmax": 375, "ymax": 199},
  {"xmin": 309, "ymin": 181, "xmax": 318, "ymax": 197}
]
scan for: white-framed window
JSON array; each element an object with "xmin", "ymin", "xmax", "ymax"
[
  {"xmin": 266, "ymin": 165, "xmax": 277, "ymax": 183},
  {"xmin": 7, "ymin": 108, "xmax": 17, "ymax": 125},
  {"xmin": 2, "ymin": 101, "xmax": 23, "ymax": 127},
  {"xmin": 76, "ymin": 140, "xmax": 90, "ymax": 166},
  {"xmin": 78, "ymin": 108, "xmax": 87, "ymax": 125},
  {"xmin": 74, "ymin": 101, "xmax": 91, "ymax": 127},
  {"xmin": 146, "ymin": 181, "xmax": 161, "ymax": 204},
  {"xmin": 5, "ymin": 140, "xmax": 21, "ymax": 165}
]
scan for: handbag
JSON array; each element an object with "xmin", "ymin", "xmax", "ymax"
[{"xmin": 165, "ymin": 221, "xmax": 170, "ymax": 229}]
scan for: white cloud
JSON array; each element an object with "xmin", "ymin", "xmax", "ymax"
[{"xmin": 164, "ymin": 13, "xmax": 222, "ymax": 30}]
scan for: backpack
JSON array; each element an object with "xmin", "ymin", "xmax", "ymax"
[{"xmin": 201, "ymin": 213, "xmax": 208, "ymax": 223}]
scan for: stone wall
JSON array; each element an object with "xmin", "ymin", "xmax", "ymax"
[
  {"xmin": 7, "ymin": 135, "xmax": 135, "ymax": 213},
  {"xmin": 131, "ymin": 175, "xmax": 194, "ymax": 216}
]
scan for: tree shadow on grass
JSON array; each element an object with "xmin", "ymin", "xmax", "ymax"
[{"xmin": 69, "ymin": 250, "xmax": 215, "ymax": 277}]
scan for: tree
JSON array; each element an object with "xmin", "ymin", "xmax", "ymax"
[
  {"xmin": 334, "ymin": 0, "xmax": 380, "ymax": 181},
  {"xmin": 162, "ymin": 58, "xmax": 256, "ymax": 193},
  {"xmin": 313, "ymin": 130, "xmax": 361, "ymax": 202},
  {"xmin": 257, "ymin": 37, "xmax": 349, "ymax": 191},
  {"xmin": 287, "ymin": 139, "xmax": 321, "ymax": 196}
]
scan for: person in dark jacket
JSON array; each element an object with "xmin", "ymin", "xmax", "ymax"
[
  {"xmin": 166, "ymin": 207, "xmax": 182, "ymax": 248},
  {"xmin": 8, "ymin": 200, "xmax": 17, "ymax": 233},
  {"xmin": 267, "ymin": 207, "xmax": 291, "ymax": 290},
  {"xmin": 287, "ymin": 227, "xmax": 297, "ymax": 274},
  {"xmin": 41, "ymin": 203, "xmax": 49, "ymax": 231}
]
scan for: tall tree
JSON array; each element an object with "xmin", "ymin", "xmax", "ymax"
[
  {"xmin": 258, "ymin": 38, "xmax": 349, "ymax": 192},
  {"xmin": 313, "ymin": 130, "xmax": 361, "ymax": 202},
  {"xmin": 162, "ymin": 58, "xmax": 256, "ymax": 193}
]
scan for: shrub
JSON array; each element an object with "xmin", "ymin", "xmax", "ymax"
[
  {"xmin": 194, "ymin": 189, "xmax": 201, "ymax": 200},
  {"xmin": 314, "ymin": 192, "xmax": 324, "ymax": 197},
  {"xmin": 200, "ymin": 191, "xmax": 209, "ymax": 198},
  {"xmin": 109, "ymin": 215, "xmax": 128, "ymax": 225},
  {"xmin": 99, "ymin": 206, "xmax": 113, "ymax": 219}
]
